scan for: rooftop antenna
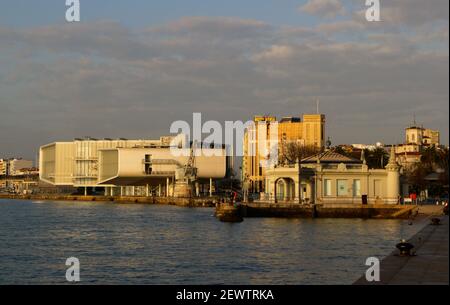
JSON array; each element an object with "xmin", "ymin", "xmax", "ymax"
[
  {"xmin": 413, "ymin": 113, "xmax": 416, "ymax": 126},
  {"xmin": 316, "ymin": 98, "xmax": 320, "ymax": 114}
]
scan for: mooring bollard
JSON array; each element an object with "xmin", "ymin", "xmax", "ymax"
[{"xmin": 396, "ymin": 239, "xmax": 415, "ymax": 256}]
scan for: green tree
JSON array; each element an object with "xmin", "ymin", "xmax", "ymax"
[
  {"xmin": 333, "ymin": 146, "xmax": 353, "ymax": 158},
  {"xmin": 420, "ymin": 146, "xmax": 439, "ymax": 170},
  {"xmin": 364, "ymin": 147, "xmax": 389, "ymax": 169},
  {"xmin": 436, "ymin": 147, "xmax": 449, "ymax": 189},
  {"xmin": 407, "ymin": 146, "xmax": 448, "ymax": 197}
]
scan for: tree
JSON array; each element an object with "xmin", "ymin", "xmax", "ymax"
[
  {"xmin": 421, "ymin": 146, "xmax": 439, "ymax": 170},
  {"xmin": 280, "ymin": 143, "xmax": 321, "ymax": 164},
  {"xmin": 333, "ymin": 146, "xmax": 354, "ymax": 158},
  {"xmin": 436, "ymin": 147, "xmax": 449, "ymax": 188},
  {"xmin": 406, "ymin": 146, "xmax": 448, "ymax": 197},
  {"xmin": 364, "ymin": 147, "xmax": 389, "ymax": 169},
  {"xmin": 408, "ymin": 163, "xmax": 430, "ymax": 194}
]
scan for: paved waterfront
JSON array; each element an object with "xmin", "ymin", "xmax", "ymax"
[{"xmin": 355, "ymin": 215, "xmax": 449, "ymax": 285}]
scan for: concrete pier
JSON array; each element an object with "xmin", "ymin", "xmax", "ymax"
[
  {"xmin": 354, "ymin": 215, "xmax": 449, "ymax": 285},
  {"xmin": 241, "ymin": 203, "xmax": 417, "ymax": 219},
  {"xmin": 0, "ymin": 194, "xmax": 219, "ymax": 207}
]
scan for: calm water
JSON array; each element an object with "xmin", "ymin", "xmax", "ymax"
[{"xmin": 0, "ymin": 199, "xmax": 425, "ymax": 284}]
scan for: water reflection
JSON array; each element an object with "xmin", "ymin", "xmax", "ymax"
[{"xmin": 0, "ymin": 199, "xmax": 425, "ymax": 284}]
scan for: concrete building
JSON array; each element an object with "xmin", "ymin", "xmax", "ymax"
[
  {"xmin": 242, "ymin": 114, "xmax": 325, "ymax": 193},
  {"xmin": 40, "ymin": 137, "xmax": 174, "ymax": 187},
  {"xmin": 351, "ymin": 142, "xmax": 384, "ymax": 151},
  {"xmin": 97, "ymin": 146, "xmax": 228, "ymax": 197},
  {"xmin": 0, "ymin": 159, "xmax": 37, "ymax": 193},
  {"xmin": 39, "ymin": 136, "xmax": 231, "ymax": 197},
  {"xmin": 262, "ymin": 148, "xmax": 400, "ymax": 205},
  {"xmin": 7, "ymin": 159, "xmax": 34, "ymax": 176},
  {"xmin": 0, "ymin": 158, "xmax": 34, "ymax": 176}
]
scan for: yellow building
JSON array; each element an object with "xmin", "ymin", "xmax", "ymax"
[
  {"xmin": 242, "ymin": 114, "xmax": 325, "ymax": 194},
  {"xmin": 0, "ymin": 159, "xmax": 6, "ymax": 176},
  {"xmin": 423, "ymin": 129, "xmax": 440, "ymax": 146}
]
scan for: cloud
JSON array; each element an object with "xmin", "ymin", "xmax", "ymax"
[
  {"xmin": 0, "ymin": 21, "xmax": 159, "ymax": 64},
  {"xmin": 315, "ymin": 20, "xmax": 366, "ymax": 34},
  {"xmin": 152, "ymin": 16, "xmax": 269, "ymax": 34},
  {"xmin": 299, "ymin": 0, "xmax": 346, "ymax": 18},
  {"xmin": 0, "ymin": 6, "xmax": 449, "ymax": 158},
  {"xmin": 381, "ymin": 0, "xmax": 449, "ymax": 26},
  {"xmin": 252, "ymin": 45, "xmax": 294, "ymax": 61}
]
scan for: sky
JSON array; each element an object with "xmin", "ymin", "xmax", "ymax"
[{"xmin": 0, "ymin": 0, "xmax": 449, "ymax": 160}]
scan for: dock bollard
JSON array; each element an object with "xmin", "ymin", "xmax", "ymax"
[{"xmin": 396, "ymin": 239, "xmax": 415, "ymax": 256}]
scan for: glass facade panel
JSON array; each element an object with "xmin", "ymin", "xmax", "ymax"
[
  {"xmin": 337, "ymin": 179, "xmax": 348, "ymax": 196},
  {"xmin": 353, "ymin": 180, "xmax": 361, "ymax": 197}
]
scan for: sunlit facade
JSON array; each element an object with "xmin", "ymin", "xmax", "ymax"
[
  {"xmin": 242, "ymin": 114, "xmax": 325, "ymax": 194},
  {"xmin": 40, "ymin": 136, "xmax": 231, "ymax": 196}
]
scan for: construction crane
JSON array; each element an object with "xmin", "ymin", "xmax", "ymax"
[
  {"xmin": 176, "ymin": 140, "xmax": 197, "ymax": 183},
  {"xmin": 184, "ymin": 140, "xmax": 197, "ymax": 182}
]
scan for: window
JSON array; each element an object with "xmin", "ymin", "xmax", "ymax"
[
  {"xmin": 337, "ymin": 180, "xmax": 348, "ymax": 196},
  {"xmin": 353, "ymin": 180, "xmax": 361, "ymax": 197},
  {"xmin": 374, "ymin": 180, "xmax": 382, "ymax": 196},
  {"xmin": 324, "ymin": 179, "xmax": 332, "ymax": 196},
  {"xmin": 144, "ymin": 154, "xmax": 152, "ymax": 175}
]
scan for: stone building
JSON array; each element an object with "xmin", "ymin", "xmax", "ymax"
[
  {"xmin": 395, "ymin": 124, "xmax": 441, "ymax": 170},
  {"xmin": 262, "ymin": 148, "xmax": 400, "ymax": 205}
]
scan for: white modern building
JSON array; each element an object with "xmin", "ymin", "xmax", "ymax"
[{"xmin": 39, "ymin": 136, "xmax": 232, "ymax": 197}]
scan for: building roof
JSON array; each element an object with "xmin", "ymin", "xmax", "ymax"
[
  {"xmin": 301, "ymin": 150, "xmax": 362, "ymax": 164},
  {"xmin": 425, "ymin": 172, "xmax": 441, "ymax": 181}
]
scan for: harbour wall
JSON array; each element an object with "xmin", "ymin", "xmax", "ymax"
[
  {"xmin": 0, "ymin": 194, "xmax": 218, "ymax": 207},
  {"xmin": 230, "ymin": 203, "xmax": 417, "ymax": 219},
  {"xmin": 1, "ymin": 194, "xmax": 422, "ymax": 219}
]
